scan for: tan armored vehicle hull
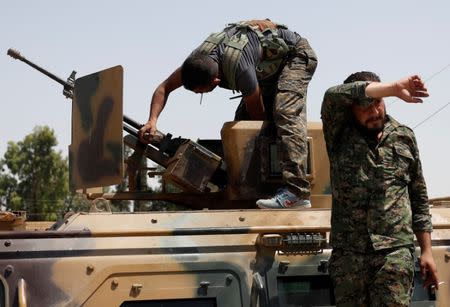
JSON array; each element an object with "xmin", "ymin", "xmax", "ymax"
[{"xmin": 2, "ymin": 207, "xmax": 450, "ymax": 306}]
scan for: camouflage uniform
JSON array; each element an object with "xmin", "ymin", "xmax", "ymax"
[
  {"xmin": 235, "ymin": 38, "xmax": 318, "ymax": 199},
  {"xmin": 321, "ymin": 81, "xmax": 432, "ymax": 306},
  {"xmin": 329, "ymin": 247, "xmax": 415, "ymax": 306}
]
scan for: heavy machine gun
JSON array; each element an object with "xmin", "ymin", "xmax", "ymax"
[{"xmin": 7, "ymin": 48, "xmax": 228, "ymax": 208}]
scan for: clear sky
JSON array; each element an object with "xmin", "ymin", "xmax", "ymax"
[{"xmin": 1, "ymin": 1, "xmax": 449, "ymax": 197}]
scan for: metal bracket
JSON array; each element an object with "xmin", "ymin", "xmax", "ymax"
[
  {"xmin": 130, "ymin": 283, "xmax": 143, "ymax": 297},
  {"xmin": 317, "ymin": 260, "xmax": 329, "ymax": 273},
  {"xmin": 63, "ymin": 70, "xmax": 76, "ymax": 99},
  {"xmin": 89, "ymin": 198, "xmax": 112, "ymax": 213}
]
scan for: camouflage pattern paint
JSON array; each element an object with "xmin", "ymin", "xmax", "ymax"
[{"xmin": 70, "ymin": 66, "xmax": 124, "ymax": 190}]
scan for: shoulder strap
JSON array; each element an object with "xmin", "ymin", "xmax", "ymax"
[
  {"xmin": 222, "ymin": 32, "xmax": 249, "ymax": 90},
  {"xmin": 198, "ymin": 31, "xmax": 227, "ymax": 55},
  {"xmin": 196, "ymin": 24, "xmax": 249, "ymax": 90}
]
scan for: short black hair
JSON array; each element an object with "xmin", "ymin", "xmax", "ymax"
[
  {"xmin": 181, "ymin": 53, "xmax": 218, "ymax": 91},
  {"xmin": 343, "ymin": 71, "xmax": 380, "ymax": 84}
]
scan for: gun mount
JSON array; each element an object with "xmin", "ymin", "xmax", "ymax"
[{"xmin": 7, "ymin": 49, "xmax": 233, "ymax": 208}]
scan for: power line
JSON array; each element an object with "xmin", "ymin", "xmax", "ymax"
[
  {"xmin": 414, "ymin": 101, "xmax": 450, "ymax": 129},
  {"xmin": 387, "ymin": 63, "xmax": 450, "ymax": 107},
  {"xmin": 410, "ymin": 63, "xmax": 450, "ymax": 128},
  {"xmin": 424, "ymin": 63, "xmax": 450, "ymax": 83},
  {"xmin": 383, "ymin": 63, "xmax": 450, "ymax": 129},
  {"xmin": 411, "ymin": 63, "xmax": 450, "ymax": 128}
]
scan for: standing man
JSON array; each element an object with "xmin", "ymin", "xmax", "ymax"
[
  {"xmin": 321, "ymin": 72, "xmax": 439, "ymax": 306},
  {"xmin": 138, "ymin": 19, "xmax": 318, "ymax": 209}
]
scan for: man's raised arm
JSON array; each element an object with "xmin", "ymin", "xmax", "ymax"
[{"xmin": 365, "ymin": 75, "xmax": 428, "ymax": 102}]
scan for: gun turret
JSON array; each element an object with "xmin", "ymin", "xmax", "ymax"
[{"xmin": 7, "ymin": 48, "xmax": 227, "ymax": 202}]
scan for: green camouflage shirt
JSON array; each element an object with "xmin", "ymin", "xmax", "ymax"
[{"xmin": 321, "ymin": 81, "xmax": 432, "ymax": 252}]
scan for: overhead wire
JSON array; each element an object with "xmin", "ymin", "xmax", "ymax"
[
  {"xmin": 385, "ymin": 63, "xmax": 450, "ymax": 129},
  {"xmin": 414, "ymin": 101, "xmax": 450, "ymax": 129},
  {"xmin": 423, "ymin": 63, "xmax": 450, "ymax": 83},
  {"xmin": 412, "ymin": 62, "xmax": 450, "ymax": 129}
]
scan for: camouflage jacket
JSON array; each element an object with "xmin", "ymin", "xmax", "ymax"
[{"xmin": 321, "ymin": 81, "xmax": 432, "ymax": 252}]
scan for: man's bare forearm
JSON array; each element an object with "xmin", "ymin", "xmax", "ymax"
[
  {"xmin": 147, "ymin": 68, "xmax": 183, "ymax": 124},
  {"xmin": 148, "ymin": 86, "xmax": 167, "ymax": 124},
  {"xmin": 365, "ymin": 81, "xmax": 397, "ymax": 98},
  {"xmin": 415, "ymin": 231, "xmax": 432, "ymax": 254},
  {"xmin": 139, "ymin": 68, "xmax": 182, "ymax": 142}
]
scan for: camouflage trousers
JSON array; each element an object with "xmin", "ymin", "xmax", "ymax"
[
  {"xmin": 328, "ymin": 247, "xmax": 415, "ymax": 307},
  {"xmin": 235, "ymin": 38, "xmax": 318, "ymax": 199}
]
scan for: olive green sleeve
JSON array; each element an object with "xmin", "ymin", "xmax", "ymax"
[
  {"xmin": 408, "ymin": 132, "xmax": 433, "ymax": 232},
  {"xmin": 320, "ymin": 81, "xmax": 373, "ymax": 154}
]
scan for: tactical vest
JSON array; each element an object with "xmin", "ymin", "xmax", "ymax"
[{"xmin": 198, "ymin": 20, "xmax": 296, "ymax": 90}]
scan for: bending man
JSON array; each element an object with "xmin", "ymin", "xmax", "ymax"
[{"xmin": 139, "ymin": 19, "xmax": 318, "ymax": 208}]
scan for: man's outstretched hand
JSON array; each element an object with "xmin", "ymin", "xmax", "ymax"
[{"xmin": 393, "ymin": 75, "xmax": 429, "ymax": 103}]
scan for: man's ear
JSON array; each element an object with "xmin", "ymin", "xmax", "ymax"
[{"xmin": 213, "ymin": 77, "xmax": 221, "ymax": 85}]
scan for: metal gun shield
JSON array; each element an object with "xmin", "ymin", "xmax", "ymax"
[{"xmin": 69, "ymin": 65, "xmax": 123, "ymax": 190}]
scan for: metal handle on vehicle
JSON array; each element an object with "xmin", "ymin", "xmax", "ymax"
[
  {"xmin": 250, "ymin": 272, "xmax": 268, "ymax": 307},
  {"xmin": 18, "ymin": 278, "xmax": 27, "ymax": 307}
]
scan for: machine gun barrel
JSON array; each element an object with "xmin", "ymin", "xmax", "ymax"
[
  {"xmin": 123, "ymin": 115, "xmax": 143, "ymax": 130},
  {"xmin": 8, "ymin": 48, "xmax": 75, "ymax": 98},
  {"xmin": 123, "ymin": 122, "xmax": 139, "ymax": 138}
]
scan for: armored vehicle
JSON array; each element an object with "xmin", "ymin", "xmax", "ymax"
[{"xmin": 1, "ymin": 50, "xmax": 449, "ymax": 307}]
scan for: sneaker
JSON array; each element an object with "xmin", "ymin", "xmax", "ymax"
[{"xmin": 256, "ymin": 188, "xmax": 311, "ymax": 209}]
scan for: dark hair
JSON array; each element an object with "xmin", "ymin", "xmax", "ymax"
[
  {"xmin": 181, "ymin": 53, "xmax": 218, "ymax": 91},
  {"xmin": 343, "ymin": 71, "xmax": 380, "ymax": 84}
]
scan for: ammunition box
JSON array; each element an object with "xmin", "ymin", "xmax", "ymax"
[{"xmin": 163, "ymin": 140, "xmax": 222, "ymax": 192}]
